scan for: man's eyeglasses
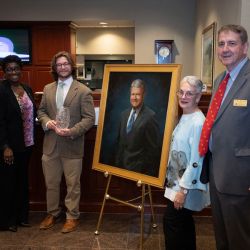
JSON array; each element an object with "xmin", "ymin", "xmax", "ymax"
[
  {"xmin": 176, "ymin": 90, "xmax": 197, "ymax": 98},
  {"xmin": 5, "ymin": 67, "xmax": 21, "ymax": 73},
  {"xmin": 56, "ymin": 62, "xmax": 71, "ymax": 68}
]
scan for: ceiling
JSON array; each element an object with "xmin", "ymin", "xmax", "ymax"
[{"xmin": 71, "ymin": 19, "xmax": 135, "ymax": 28}]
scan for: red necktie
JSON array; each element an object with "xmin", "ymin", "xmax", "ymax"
[{"xmin": 199, "ymin": 73, "xmax": 230, "ymax": 156}]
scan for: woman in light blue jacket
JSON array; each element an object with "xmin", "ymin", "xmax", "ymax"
[{"xmin": 163, "ymin": 76, "xmax": 210, "ymax": 250}]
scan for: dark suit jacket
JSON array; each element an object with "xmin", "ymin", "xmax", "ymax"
[
  {"xmin": 37, "ymin": 80, "xmax": 95, "ymax": 158},
  {"xmin": 115, "ymin": 105, "xmax": 161, "ymax": 177},
  {"xmin": 0, "ymin": 80, "xmax": 36, "ymax": 152},
  {"xmin": 210, "ymin": 59, "xmax": 250, "ymax": 196}
]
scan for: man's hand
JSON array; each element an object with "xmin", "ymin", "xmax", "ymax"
[
  {"xmin": 55, "ymin": 127, "xmax": 72, "ymax": 137},
  {"xmin": 47, "ymin": 120, "xmax": 57, "ymax": 131}
]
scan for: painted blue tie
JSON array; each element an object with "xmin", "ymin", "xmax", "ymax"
[{"xmin": 127, "ymin": 110, "xmax": 136, "ymax": 133}]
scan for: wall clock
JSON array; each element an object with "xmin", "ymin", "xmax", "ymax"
[{"xmin": 155, "ymin": 40, "xmax": 174, "ymax": 64}]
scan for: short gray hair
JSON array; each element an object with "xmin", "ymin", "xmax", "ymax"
[
  {"xmin": 131, "ymin": 79, "xmax": 145, "ymax": 92},
  {"xmin": 180, "ymin": 76, "xmax": 203, "ymax": 93}
]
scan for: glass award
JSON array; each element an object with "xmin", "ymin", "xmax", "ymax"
[{"xmin": 56, "ymin": 106, "xmax": 70, "ymax": 129}]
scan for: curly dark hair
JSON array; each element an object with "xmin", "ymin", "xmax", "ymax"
[
  {"xmin": 50, "ymin": 51, "xmax": 76, "ymax": 81},
  {"xmin": 1, "ymin": 55, "xmax": 23, "ymax": 72}
]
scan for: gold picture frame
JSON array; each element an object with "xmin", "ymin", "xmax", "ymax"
[
  {"xmin": 92, "ymin": 64, "xmax": 182, "ymax": 188},
  {"xmin": 201, "ymin": 22, "xmax": 216, "ymax": 92}
]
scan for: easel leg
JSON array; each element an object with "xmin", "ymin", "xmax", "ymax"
[
  {"xmin": 95, "ymin": 175, "xmax": 112, "ymax": 235},
  {"xmin": 148, "ymin": 185, "xmax": 157, "ymax": 228},
  {"xmin": 94, "ymin": 177, "xmax": 157, "ymax": 249},
  {"xmin": 140, "ymin": 184, "xmax": 146, "ymax": 250}
]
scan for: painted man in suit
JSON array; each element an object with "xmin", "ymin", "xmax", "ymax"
[
  {"xmin": 115, "ymin": 79, "xmax": 161, "ymax": 177},
  {"xmin": 204, "ymin": 25, "xmax": 250, "ymax": 249},
  {"xmin": 37, "ymin": 51, "xmax": 95, "ymax": 233}
]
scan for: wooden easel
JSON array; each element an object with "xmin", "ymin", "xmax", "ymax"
[{"xmin": 94, "ymin": 173, "xmax": 157, "ymax": 250}]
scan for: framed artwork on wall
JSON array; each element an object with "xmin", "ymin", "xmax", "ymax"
[
  {"xmin": 201, "ymin": 22, "xmax": 216, "ymax": 92},
  {"xmin": 76, "ymin": 64, "xmax": 85, "ymax": 79},
  {"xmin": 92, "ymin": 64, "xmax": 182, "ymax": 188},
  {"xmin": 155, "ymin": 40, "xmax": 174, "ymax": 64}
]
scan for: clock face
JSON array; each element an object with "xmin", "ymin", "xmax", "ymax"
[{"xmin": 159, "ymin": 46, "xmax": 170, "ymax": 58}]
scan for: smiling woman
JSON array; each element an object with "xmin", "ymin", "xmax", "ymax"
[
  {"xmin": 0, "ymin": 55, "xmax": 36, "ymax": 232},
  {"xmin": 163, "ymin": 75, "xmax": 210, "ymax": 250},
  {"xmin": 177, "ymin": 76, "xmax": 203, "ymax": 114}
]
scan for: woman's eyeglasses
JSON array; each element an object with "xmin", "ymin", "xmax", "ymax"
[
  {"xmin": 5, "ymin": 67, "xmax": 21, "ymax": 73},
  {"xmin": 176, "ymin": 90, "xmax": 197, "ymax": 98}
]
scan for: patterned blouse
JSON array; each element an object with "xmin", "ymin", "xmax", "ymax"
[
  {"xmin": 164, "ymin": 111, "xmax": 210, "ymax": 211},
  {"xmin": 14, "ymin": 91, "xmax": 34, "ymax": 147}
]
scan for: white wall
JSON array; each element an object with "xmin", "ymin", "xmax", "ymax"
[
  {"xmin": 241, "ymin": 0, "xmax": 250, "ymax": 37},
  {"xmin": 194, "ymin": 0, "xmax": 243, "ymax": 82},
  {"xmin": 132, "ymin": 0, "xmax": 196, "ymax": 74},
  {"xmin": 0, "ymin": 0, "xmax": 196, "ymax": 77},
  {"xmin": 76, "ymin": 28, "xmax": 134, "ymax": 55},
  {"xmin": 3, "ymin": 0, "xmax": 247, "ymax": 79}
]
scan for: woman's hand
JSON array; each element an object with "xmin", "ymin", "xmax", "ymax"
[
  {"xmin": 3, "ymin": 147, "xmax": 14, "ymax": 165},
  {"xmin": 174, "ymin": 191, "xmax": 187, "ymax": 210}
]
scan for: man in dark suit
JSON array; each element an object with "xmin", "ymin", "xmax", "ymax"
[
  {"xmin": 115, "ymin": 79, "xmax": 161, "ymax": 177},
  {"xmin": 37, "ymin": 51, "xmax": 95, "ymax": 233},
  {"xmin": 203, "ymin": 25, "xmax": 250, "ymax": 249}
]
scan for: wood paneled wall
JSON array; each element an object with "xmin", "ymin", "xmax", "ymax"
[{"xmin": 0, "ymin": 21, "xmax": 76, "ymax": 92}]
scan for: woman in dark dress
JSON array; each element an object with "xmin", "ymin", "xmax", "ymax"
[{"xmin": 0, "ymin": 55, "xmax": 36, "ymax": 232}]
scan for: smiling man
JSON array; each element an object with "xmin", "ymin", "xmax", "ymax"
[
  {"xmin": 37, "ymin": 51, "xmax": 95, "ymax": 233},
  {"xmin": 200, "ymin": 25, "xmax": 250, "ymax": 250},
  {"xmin": 115, "ymin": 79, "xmax": 161, "ymax": 177}
]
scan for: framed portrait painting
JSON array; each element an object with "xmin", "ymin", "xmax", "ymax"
[
  {"xmin": 92, "ymin": 64, "xmax": 182, "ymax": 188},
  {"xmin": 201, "ymin": 22, "xmax": 216, "ymax": 92}
]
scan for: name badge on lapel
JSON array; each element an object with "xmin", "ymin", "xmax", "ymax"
[{"xmin": 233, "ymin": 99, "xmax": 248, "ymax": 107}]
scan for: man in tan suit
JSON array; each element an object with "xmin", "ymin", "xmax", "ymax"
[{"xmin": 37, "ymin": 51, "xmax": 95, "ymax": 233}]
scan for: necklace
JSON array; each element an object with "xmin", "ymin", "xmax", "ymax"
[{"xmin": 11, "ymin": 84, "xmax": 24, "ymax": 98}]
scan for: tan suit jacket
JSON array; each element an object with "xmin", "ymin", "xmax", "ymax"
[{"xmin": 37, "ymin": 80, "xmax": 95, "ymax": 158}]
